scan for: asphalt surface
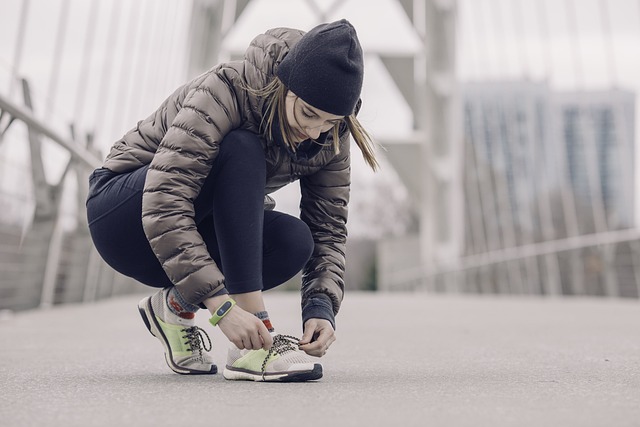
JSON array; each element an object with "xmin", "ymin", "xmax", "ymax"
[{"xmin": 1, "ymin": 291, "xmax": 639, "ymax": 427}]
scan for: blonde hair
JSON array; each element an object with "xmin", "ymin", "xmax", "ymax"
[{"xmin": 252, "ymin": 77, "xmax": 379, "ymax": 171}]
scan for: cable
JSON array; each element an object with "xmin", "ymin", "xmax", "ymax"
[
  {"xmin": 458, "ymin": 0, "xmax": 481, "ymax": 81},
  {"xmin": 564, "ymin": 0, "xmax": 584, "ymax": 90},
  {"xmin": 153, "ymin": 1, "xmax": 183, "ymax": 103},
  {"xmin": 6, "ymin": 0, "xmax": 30, "ymax": 98},
  {"xmin": 44, "ymin": 0, "xmax": 71, "ymax": 121},
  {"xmin": 166, "ymin": 3, "xmax": 191, "ymax": 90},
  {"xmin": 474, "ymin": 0, "xmax": 496, "ymax": 79},
  {"xmin": 134, "ymin": 1, "xmax": 161, "ymax": 118},
  {"xmin": 118, "ymin": 0, "xmax": 148, "ymax": 129},
  {"xmin": 512, "ymin": 0, "xmax": 530, "ymax": 78},
  {"xmin": 108, "ymin": 1, "xmax": 142, "ymax": 138},
  {"xmin": 534, "ymin": 0, "xmax": 553, "ymax": 79},
  {"xmin": 92, "ymin": 0, "xmax": 123, "ymax": 148},
  {"xmin": 598, "ymin": 0, "xmax": 618, "ymax": 87},
  {"xmin": 492, "ymin": 0, "xmax": 511, "ymax": 78},
  {"xmin": 148, "ymin": 0, "xmax": 174, "ymax": 103},
  {"xmin": 73, "ymin": 0, "xmax": 101, "ymax": 130}
]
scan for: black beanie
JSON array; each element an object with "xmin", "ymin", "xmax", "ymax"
[{"xmin": 276, "ymin": 19, "xmax": 364, "ymax": 117}]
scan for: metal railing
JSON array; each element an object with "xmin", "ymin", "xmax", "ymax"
[
  {"xmin": 0, "ymin": 0, "xmax": 198, "ymax": 311},
  {"xmin": 378, "ymin": 230, "xmax": 640, "ymax": 298},
  {"xmin": 0, "ymin": 80, "xmax": 138, "ymax": 311}
]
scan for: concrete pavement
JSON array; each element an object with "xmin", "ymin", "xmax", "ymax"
[{"xmin": 1, "ymin": 291, "xmax": 639, "ymax": 427}]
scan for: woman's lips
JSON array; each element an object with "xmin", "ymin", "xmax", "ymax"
[{"xmin": 294, "ymin": 129, "xmax": 308, "ymax": 141}]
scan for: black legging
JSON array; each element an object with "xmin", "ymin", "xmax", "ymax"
[{"xmin": 87, "ymin": 130, "xmax": 313, "ymax": 299}]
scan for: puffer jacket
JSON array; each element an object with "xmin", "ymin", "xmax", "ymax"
[{"xmin": 101, "ymin": 27, "xmax": 351, "ymax": 326}]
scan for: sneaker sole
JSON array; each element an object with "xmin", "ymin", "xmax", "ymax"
[
  {"xmin": 222, "ymin": 364, "xmax": 322, "ymax": 382},
  {"xmin": 137, "ymin": 297, "xmax": 217, "ymax": 375}
]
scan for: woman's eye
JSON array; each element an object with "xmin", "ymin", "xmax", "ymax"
[{"xmin": 301, "ymin": 109, "xmax": 315, "ymax": 119}]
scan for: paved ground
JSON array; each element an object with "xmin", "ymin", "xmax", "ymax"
[{"xmin": 0, "ymin": 291, "xmax": 639, "ymax": 427}]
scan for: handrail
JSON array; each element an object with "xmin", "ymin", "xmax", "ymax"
[
  {"xmin": 0, "ymin": 93, "xmax": 102, "ymax": 169},
  {"xmin": 433, "ymin": 227, "xmax": 640, "ymax": 274},
  {"xmin": 381, "ymin": 228, "xmax": 640, "ymax": 287}
]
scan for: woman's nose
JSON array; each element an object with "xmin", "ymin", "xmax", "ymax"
[{"xmin": 305, "ymin": 126, "xmax": 322, "ymax": 140}]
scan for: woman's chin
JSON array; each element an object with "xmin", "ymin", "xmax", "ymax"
[{"xmin": 293, "ymin": 130, "xmax": 308, "ymax": 142}]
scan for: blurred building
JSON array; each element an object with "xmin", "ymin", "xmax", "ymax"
[
  {"xmin": 379, "ymin": 80, "xmax": 639, "ymax": 297},
  {"xmin": 556, "ymin": 90, "xmax": 636, "ymax": 232},
  {"xmin": 463, "ymin": 81, "xmax": 554, "ymax": 253},
  {"xmin": 463, "ymin": 82, "xmax": 636, "ymax": 254}
]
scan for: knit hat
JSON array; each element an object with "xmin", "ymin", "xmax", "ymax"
[{"xmin": 276, "ymin": 19, "xmax": 364, "ymax": 116}]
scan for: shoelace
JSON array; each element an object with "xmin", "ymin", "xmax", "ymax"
[
  {"xmin": 260, "ymin": 334, "xmax": 301, "ymax": 379},
  {"xmin": 182, "ymin": 326, "xmax": 212, "ymax": 360}
]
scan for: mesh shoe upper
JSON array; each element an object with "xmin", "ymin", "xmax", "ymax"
[
  {"xmin": 225, "ymin": 334, "xmax": 321, "ymax": 381},
  {"xmin": 139, "ymin": 288, "xmax": 216, "ymax": 374}
]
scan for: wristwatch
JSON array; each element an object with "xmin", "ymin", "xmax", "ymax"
[{"xmin": 209, "ymin": 299, "xmax": 236, "ymax": 327}]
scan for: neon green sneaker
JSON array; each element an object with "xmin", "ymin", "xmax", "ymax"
[
  {"xmin": 138, "ymin": 288, "xmax": 217, "ymax": 375},
  {"xmin": 223, "ymin": 334, "xmax": 322, "ymax": 382}
]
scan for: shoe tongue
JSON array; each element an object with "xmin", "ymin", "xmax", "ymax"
[{"xmin": 272, "ymin": 334, "xmax": 300, "ymax": 353}]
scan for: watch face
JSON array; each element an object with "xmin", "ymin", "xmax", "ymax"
[{"xmin": 217, "ymin": 300, "xmax": 233, "ymax": 316}]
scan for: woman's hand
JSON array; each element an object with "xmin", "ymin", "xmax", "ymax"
[
  {"xmin": 217, "ymin": 305, "xmax": 273, "ymax": 351},
  {"xmin": 299, "ymin": 318, "xmax": 336, "ymax": 357}
]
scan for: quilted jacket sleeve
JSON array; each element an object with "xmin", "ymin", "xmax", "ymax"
[
  {"xmin": 299, "ymin": 134, "xmax": 351, "ymax": 328},
  {"xmin": 141, "ymin": 69, "xmax": 242, "ymax": 305}
]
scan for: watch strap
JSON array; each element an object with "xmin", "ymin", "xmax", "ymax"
[{"xmin": 209, "ymin": 299, "xmax": 236, "ymax": 327}]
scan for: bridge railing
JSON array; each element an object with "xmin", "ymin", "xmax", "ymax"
[
  {"xmin": 0, "ymin": 0, "xmax": 196, "ymax": 312},
  {"xmin": 378, "ymin": 231, "xmax": 640, "ymax": 298},
  {"xmin": 0, "ymin": 81, "xmax": 138, "ymax": 311}
]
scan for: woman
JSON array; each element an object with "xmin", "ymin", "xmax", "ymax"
[{"xmin": 87, "ymin": 19, "xmax": 378, "ymax": 382}]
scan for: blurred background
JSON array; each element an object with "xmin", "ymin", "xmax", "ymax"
[{"xmin": 0, "ymin": 0, "xmax": 638, "ymax": 311}]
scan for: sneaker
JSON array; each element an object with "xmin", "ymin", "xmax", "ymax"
[
  {"xmin": 137, "ymin": 288, "xmax": 217, "ymax": 375},
  {"xmin": 223, "ymin": 334, "xmax": 322, "ymax": 382}
]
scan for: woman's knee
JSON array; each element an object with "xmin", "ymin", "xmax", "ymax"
[
  {"xmin": 218, "ymin": 130, "xmax": 265, "ymax": 168},
  {"xmin": 290, "ymin": 220, "xmax": 314, "ymax": 262},
  {"xmin": 266, "ymin": 214, "xmax": 314, "ymax": 265},
  {"xmin": 262, "ymin": 214, "xmax": 314, "ymax": 290}
]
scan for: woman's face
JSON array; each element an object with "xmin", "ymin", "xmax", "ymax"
[{"xmin": 285, "ymin": 91, "xmax": 344, "ymax": 143}]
